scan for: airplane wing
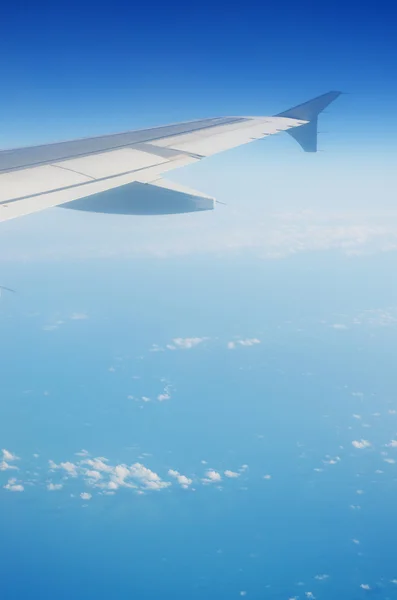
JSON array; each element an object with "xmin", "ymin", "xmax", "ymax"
[{"xmin": 0, "ymin": 91, "xmax": 341, "ymax": 222}]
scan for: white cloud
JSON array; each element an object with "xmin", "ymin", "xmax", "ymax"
[
  {"xmin": 227, "ymin": 338, "xmax": 260, "ymax": 349},
  {"xmin": 239, "ymin": 338, "xmax": 261, "ymax": 346},
  {"xmin": 157, "ymin": 385, "xmax": 172, "ymax": 402},
  {"xmin": 2, "ymin": 449, "xmax": 19, "ymax": 462},
  {"xmin": 323, "ymin": 456, "xmax": 341, "ymax": 465},
  {"xmin": 85, "ymin": 470, "xmax": 102, "ymax": 481},
  {"xmin": 150, "ymin": 344, "xmax": 165, "ymax": 353},
  {"xmin": 70, "ymin": 313, "xmax": 88, "ymax": 320},
  {"xmin": 0, "ymin": 461, "xmax": 18, "ymax": 471},
  {"xmin": 47, "ymin": 483, "xmax": 63, "ymax": 491},
  {"xmin": 354, "ymin": 308, "xmax": 397, "ymax": 327},
  {"xmin": 202, "ymin": 470, "xmax": 222, "ymax": 484},
  {"xmin": 224, "ymin": 470, "xmax": 240, "ymax": 478},
  {"xmin": 332, "ymin": 323, "xmax": 347, "ymax": 330},
  {"xmin": 129, "ymin": 463, "xmax": 170, "ymax": 491},
  {"xmin": 263, "ymin": 474, "xmax": 272, "ymax": 480},
  {"xmin": 75, "ymin": 449, "xmax": 90, "ymax": 457},
  {"xmin": 81, "ymin": 458, "xmax": 112, "ymax": 473},
  {"xmin": 360, "ymin": 584, "xmax": 371, "ymax": 590},
  {"xmin": 384, "ymin": 458, "xmax": 396, "ymax": 464},
  {"xmin": 387, "ymin": 440, "xmax": 397, "ymax": 448},
  {"xmin": 4, "ymin": 478, "xmax": 24, "ymax": 492},
  {"xmin": 314, "ymin": 574, "xmax": 329, "ymax": 581},
  {"xmin": 168, "ymin": 469, "xmax": 193, "ymax": 489},
  {"xmin": 59, "ymin": 462, "xmax": 78, "ymax": 477},
  {"xmin": 80, "ymin": 492, "xmax": 92, "ymax": 500},
  {"xmin": 171, "ymin": 337, "xmax": 207, "ymax": 350},
  {"xmin": 352, "ymin": 440, "xmax": 371, "ymax": 449},
  {"xmin": 352, "ymin": 539, "xmax": 360, "ymax": 545}
]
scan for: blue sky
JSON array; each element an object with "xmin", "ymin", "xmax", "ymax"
[
  {"xmin": 1, "ymin": 1, "xmax": 397, "ymax": 598},
  {"xmin": 1, "ymin": 0, "xmax": 397, "ymax": 263},
  {"xmin": 1, "ymin": 0, "xmax": 397, "ymax": 148}
]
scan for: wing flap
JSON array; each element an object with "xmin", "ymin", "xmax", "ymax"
[
  {"xmin": 61, "ymin": 178, "xmax": 215, "ymax": 215},
  {"xmin": 0, "ymin": 156, "xmax": 199, "ymax": 223}
]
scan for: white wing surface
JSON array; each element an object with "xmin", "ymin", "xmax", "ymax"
[{"xmin": 0, "ymin": 92, "xmax": 341, "ymax": 222}]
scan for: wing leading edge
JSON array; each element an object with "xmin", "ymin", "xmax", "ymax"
[{"xmin": 0, "ymin": 91, "xmax": 341, "ymax": 222}]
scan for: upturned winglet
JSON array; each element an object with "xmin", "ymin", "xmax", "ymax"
[{"xmin": 276, "ymin": 91, "xmax": 342, "ymax": 152}]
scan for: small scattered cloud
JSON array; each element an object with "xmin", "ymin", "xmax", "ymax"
[
  {"xmin": 70, "ymin": 313, "xmax": 88, "ymax": 320},
  {"xmin": 168, "ymin": 469, "xmax": 193, "ymax": 489},
  {"xmin": 0, "ymin": 461, "xmax": 18, "ymax": 471},
  {"xmin": 314, "ymin": 574, "xmax": 329, "ymax": 581},
  {"xmin": 202, "ymin": 470, "xmax": 222, "ymax": 484},
  {"xmin": 47, "ymin": 483, "xmax": 63, "ymax": 491},
  {"xmin": 2, "ymin": 449, "xmax": 19, "ymax": 462},
  {"xmin": 157, "ymin": 384, "xmax": 172, "ymax": 402},
  {"xmin": 323, "ymin": 456, "xmax": 341, "ymax": 465},
  {"xmin": 387, "ymin": 440, "xmax": 397, "ymax": 448},
  {"xmin": 80, "ymin": 492, "xmax": 92, "ymax": 500},
  {"xmin": 85, "ymin": 470, "xmax": 102, "ymax": 481},
  {"xmin": 263, "ymin": 474, "xmax": 272, "ymax": 480},
  {"xmin": 75, "ymin": 449, "xmax": 90, "ymax": 457},
  {"xmin": 227, "ymin": 338, "xmax": 260, "ymax": 349},
  {"xmin": 129, "ymin": 463, "xmax": 170, "ymax": 491},
  {"xmin": 353, "ymin": 308, "xmax": 397, "ymax": 328},
  {"xmin": 360, "ymin": 584, "xmax": 371, "ymax": 590},
  {"xmin": 171, "ymin": 337, "xmax": 208, "ymax": 350},
  {"xmin": 224, "ymin": 470, "xmax": 240, "ymax": 478},
  {"xmin": 332, "ymin": 324, "xmax": 347, "ymax": 330},
  {"xmin": 352, "ymin": 440, "xmax": 371, "ymax": 449},
  {"xmin": 4, "ymin": 478, "xmax": 24, "ymax": 492}
]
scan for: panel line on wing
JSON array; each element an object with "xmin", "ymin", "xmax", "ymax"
[
  {"xmin": 50, "ymin": 163, "xmax": 97, "ymax": 180},
  {"xmin": 0, "ymin": 156, "xmax": 199, "ymax": 206},
  {"xmin": 0, "ymin": 117, "xmax": 247, "ymax": 174}
]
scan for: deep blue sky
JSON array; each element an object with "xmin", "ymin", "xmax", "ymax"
[{"xmin": 1, "ymin": 0, "xmax": 397, "ymax": 148}]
